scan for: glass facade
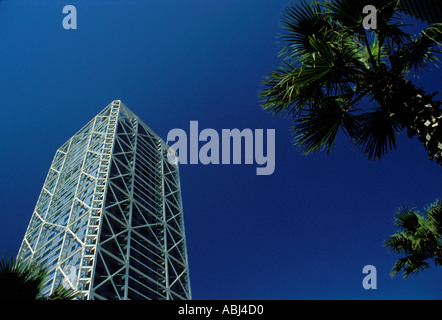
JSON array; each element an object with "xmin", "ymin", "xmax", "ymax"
[
  {"xmin": 399, "ymin": 0, "xmax": 442, "ymax": 24},
  {"xmin": 17, "ymin": 100, "xmax": 191, "ymax": 300}
]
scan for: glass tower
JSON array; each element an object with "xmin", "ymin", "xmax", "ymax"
[
  {"xmin": 17, "ymin": 100, "xmax": 191, "ymax": 300},
  {"xmin": 399, "ymin": 0, "xmax": 442, "ymax": 24}
]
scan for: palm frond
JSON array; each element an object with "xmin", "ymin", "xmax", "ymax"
[
  {"xmin": 0, "ymin": 256, "xmax": 47, "ymax": 300},
  {"xmin": 261, "ymin": 28, "xmax": 370, "ymax": 118},
  {"xmin": 42, "ymin": 285, "xmax": 79, "ymax": 300},
  {"xmin": 375, "ymin": 0, "xmax": 409, "ymax": 49},
  {"xmin": 0, "ymin": 255, "xmax": 78, "ymax": 300},
  {"xmin": 354, "ymin": 109, "xmax": 402, "ymax": 160},
  {"xmin": 393, "ymin": 206, "xmax": 421, "ymax": 232},
  {"xmin": 303, "ymin": 31, "xmax": 368, "ymax": 77},
  {"xmin": 361, "ymin": 32, "xmax": 389, "ymax": 67},
  {"xmin": 391, "ymin": 256, "xmax": 430, "ymax": 279},
  {"xmin": 279, "ymin": 0, "xmax": 333, "ymax": 59},
  {"xmin": 320, "ymin": 0, "xmax": 374, "ymax": 33},
  {"xmin": 385, "ymin": 233, "xmax": 411, "ymax": 254},
  {"xmin": 291, "ymin": 98, "xmax": 358, "ymax": 154},
  {"xmin": 426, "ymin": 199, "xmax": 442, "ymax": 235},
  {"xmin": 385, "ymin": 200, "xmax": 442, "ymax": 278},
  {"xmin": 391, "ymin": 23, "xmax": 442, "ymax": 73},
  {"xmin": 260, "ymin": 62, "xmax": 323, "ymax": 117}
]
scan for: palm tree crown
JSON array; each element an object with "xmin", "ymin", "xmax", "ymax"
[
  {"xmin": 260, "ymin": 0, "xmax": 442, "ymax": 163},
  {"xmin": 385, "ymin": 200, "xmax": 442, "ymax": 278},
  {"xmin": 0, "ymin": 255, "xmax": 78, "ymax": 300}
]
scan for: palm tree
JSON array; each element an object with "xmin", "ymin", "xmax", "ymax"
[
  {"xmin": 384, "ymin": 200, "xmax": 442, "ymax": 278},
  {"xmin": 0, "ymin": 255, "xmax": 78, "ymax": 300},
  {"xmin": 260, "ymin": 0, "xmax": 442, "ymax": 163}
]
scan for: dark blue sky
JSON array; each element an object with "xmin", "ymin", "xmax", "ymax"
[{"xmin": 0, "ymin": 0, "xmax": 441, "ymax": 299}]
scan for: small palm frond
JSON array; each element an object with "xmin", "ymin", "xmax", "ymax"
[
  {"xmin": 385, "ymin": 233, "xmax": 412, "ymax": 254},
  {"xmin": 279, "ymin": 0, "xmax": 333, "ymax": 58},
  {"xmin": 320, "ymin": 0, "xmax": 367, "ymax": 32},
  {"xmin": 361, "ymin": 33, "xmax": 389, "ymax": 67},
  {"xmin": 291, "ymin": 98, "xmax": 357, "ymax": 155},
  {"xmin": 303, "ymin": 32, "xmax": 368, "ymax": 80},
  {"xmin": 374, "ymin": 0, "xmax": 409, "ymax": 49},
  {"xmin": 42, "ymin": 285, "xmax": 79, "ymax": 300},
  {"xmin": 393, "ymin": 206, "xmax": 421, "ymax": 232},
  {"xmin": 385, "ymin": 200, "xmax": 442, "ymax": 278},
  {"xmin": 261, "ymin": 30, "xmax": 370, "ymax": 118},
  {"xmin": 353, "ymin": 109, "xmax": 402, "ymax": 160},
  {"xmin": 260, "ymin": 62, "xmax": 324, "ymax": 117},
  {"xmin": 0, "ymin": 256, "xmax": 47, "ymax": 300},
  {"xmin": 391, "ymin": 23, "xmax": 442, "ymax": 73},
  {"xmin": 423, "ymin": 23, "xmax": 442, "ymax": 45},
  {"xmin": 391, "ymin": 256, "xmax": 430, "ymax": 279},
  {"xmin": 0, "ymin": 255, "xmax": 79, "ymax": 300},
  {"xmin": 426, "ymin": 199, "xmax": 442, "ymax": 235}
]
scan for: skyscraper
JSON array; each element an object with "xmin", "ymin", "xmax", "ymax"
[
  {"xmin": 399, "ymin": 0, "xmax": 442, "ymax": 24},
  {"xmin": 17, "ymin": 100, "xmax": 191, "ymax": 300}
]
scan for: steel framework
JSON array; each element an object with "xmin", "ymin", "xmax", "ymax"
[{"xmin": 17, "ymin": 100, "xmax": 191, "ymax": 300}]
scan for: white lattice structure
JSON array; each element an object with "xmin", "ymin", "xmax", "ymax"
[{"xmin": 17, "ymin": 100, "xmax": 191, "ymax": 300}]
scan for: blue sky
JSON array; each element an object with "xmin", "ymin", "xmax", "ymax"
[{"xmin": 0, "ymin": 0, "xmax": 441, "ymax": 299}]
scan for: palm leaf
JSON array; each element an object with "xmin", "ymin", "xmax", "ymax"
[
  {"xmin": 390, "ymin": 23, "xmax": 442, "ymax": 73},
  {"xmin": 291, "ymin": 98, "xmax": 358, "ymax": 154},
  {"xmin": 0, "ymin": 256, "xmax": 47, "ymax": 300},
  {"xmin": 374, "ymin": 0, "xmax": 409, "ymax": 49},
  {"xmin": 260, "ymin": 62, "xmax": 324, "ymax": 117},
  {"xmin": 43, "ymin": 285, "xmax": 79, "ymax": 300},
  {"xmin": 385, "ymin": 200, "xmax": 442, "ymax": 278},
  {"xmin": 393, "ymin": 206, "xmax": 421, "ymax": 232},
  {"xmin": 426, "ymin": 199, "xmax": 442, "ymax": 235},
  {"xmin": 385, "ymin": 233, "xmax": 411, "ymax": 254},
  {"xmin": 320, "ymin": 0, "xmax": 373, "ymax": 33},
  {"xmin": 391, "ymin": 256, "xmax": 430, "ymax": 279},
  {"xmin": 279, "ymin": 0, "xmax": 333, "ymax": 58},
  {"xmin": 354, "ymin": 109, "xmax": 402, "ymax": 160},
  {"xmin": 0, "ymin": 255, "xmax": 79, "ymax": 300}
]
